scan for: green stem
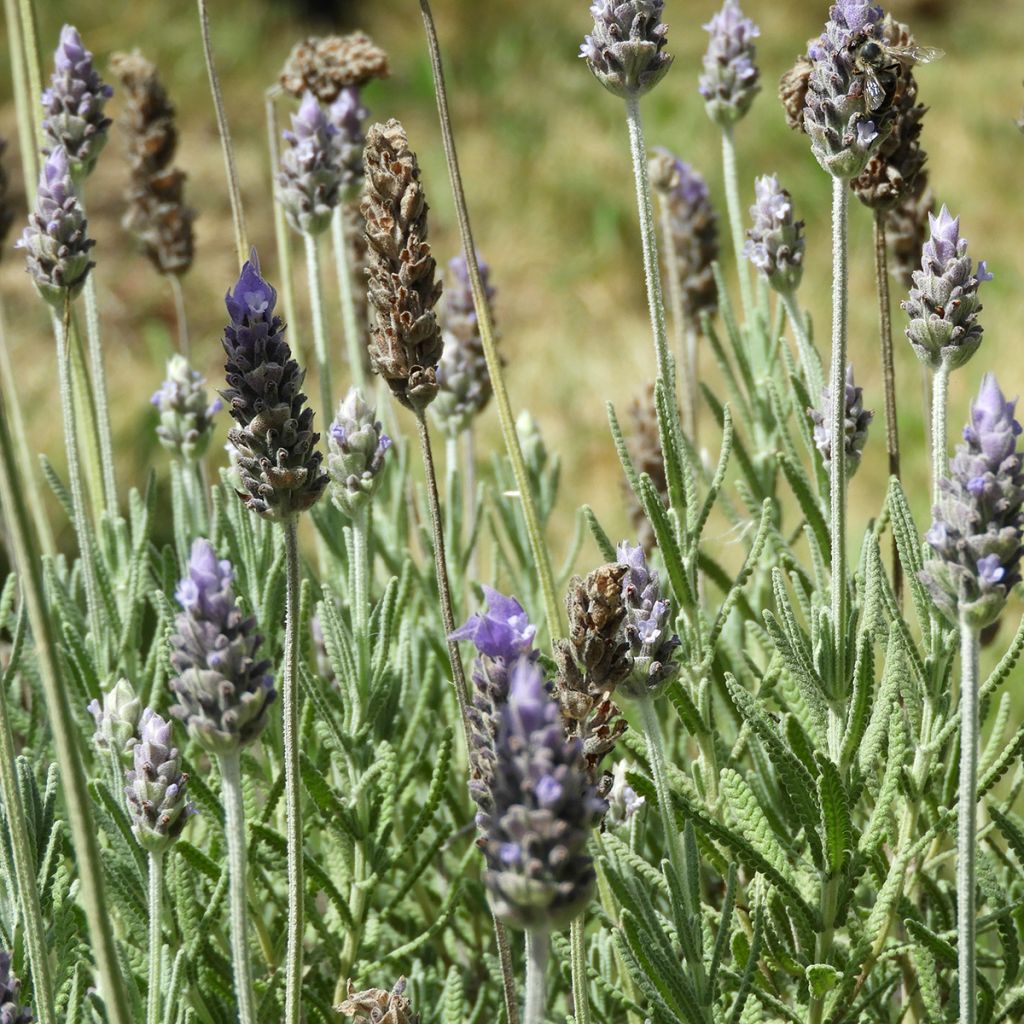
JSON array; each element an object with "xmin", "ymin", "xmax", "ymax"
[
  {"xmin": 352, "ymin": 506, "xmax": 371, "ymax": 694},
  {"xmin": 828, "ymin": 177, "xmax": 849, "ymax": 694},
  {"xmin": 3, "ymin": 0, "xmax": 38, "ymax": 197},
  {"xmin": 219, "ymin": 751, "xmax": 257, "ymax": 1024},
  {"xmin": 0, "ymin": 612, "xmax": 57, "ymax": 1024},
  {"xmin": 68, "ymin": 311, "xmax": 105, "ymax": 527},
  {"xmin": 332, "ymin": 204, "xmax": 366, "ymax": 390},
  {"xmin": 524, "ymin": 928, "xmax": 549, "ymax": 1024},
  {"xmin": 197, "ymin": 0, "xmax": 247, "ymax": 267},
  {"xmin": 418, "ymin": 0, "xmax": 560, "ymax": 645},
  {"xmin": 780, "ymin": 289, "xmax": 823, "ymax": 400},
  {"xmin": 147, "ymin": 851, "xmax": 164, "ymax": 1024},
  {"xmin": 493, "ymin": 917, "xmax": 519, "ymax": 1024},
  {"xmin": 169, "ymin": 273, "xmax": 190, "ymax": 358},
  {"xmin": 0, "ymin": 381, "xmax": 131, "ymax": 1024},
  {"xmin": 721, "ymin": 126, "xmax": 754, "ymax": 325},
  {"xmin": 931, "ymin": 363, "xmax": 950, "ymax": 512},
  {"xmin": 281, "ymin": 518, "xmax": 304, "ymax": 1024},
  {"xmin": 16, "ymin": 0, "xmax": 42, "ymax": 140},
  {"xmin": 570, "ymin": 916, "xmax": 590, "ymax": 1024},
  {"xmin": 957, "ymin": 619, "xmax": 980, "ymax": 1024},
  {"xmin": 303, "ymin": 230, "xmax": 333, "ymax": 425},
  {"xmin": 265, "ymin": 88, "xmax": 299, "ymax": 335},
  {"xmin": 808, "ymin": 875, "xmax": 840, "ymax": 1024}
]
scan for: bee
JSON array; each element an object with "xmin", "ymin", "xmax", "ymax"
[{"xmin": 852, "ymin": 38, "xmax": 944, "ymax": 112}]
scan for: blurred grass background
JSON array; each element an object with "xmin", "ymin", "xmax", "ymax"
[{"xmin": 1, "ymin": 0, "xmax": 1023, "ymax": 605}]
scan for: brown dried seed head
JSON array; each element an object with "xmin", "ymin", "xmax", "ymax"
[
  {"xmin": 280, "ymin": 32, "xmax": 390, "ymax": 103},
  {"xmin": 338, "ymin": 978, "xmax": 419, "ymax": 1024},
  {"xmin": 778, "ymin": 45, "xmax": 815, "ymax": 132},
  {"xmin": 565, "ymin": 565, "xmax": 630, "ymax": 690},
  {"xmin": 110, "ymin": 51, "xmax": 178, "ymax": 177}
]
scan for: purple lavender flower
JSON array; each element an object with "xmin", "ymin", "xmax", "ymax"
[
  {"xmin": 123, "ymin": 709, "xmax": 194, "ymax": 852},
  {"xmin": 169, "ymin": 539, "xmax": 276, "ymax": 754},
  {"xmin": 744, "ymin": 174, "xmax": 805, "ymax": 294},
  {"xmin": 41, "ymin": 25, "xmax": 113, "ymax": 180},
  {"xmin": 581, "ymin": 0, "xmax": 673, "ymax": 100},
  {"xmin": 804, "ymin": 2, "xmax": 893, "ymax": 179},
  {"xmin": 326, "ymin": 387, "xmax": 392, "ymax": 517},
  {"xmin": 222, "ymin": 249, "xmax": 327, "ymax": 520},
  {"xmin": 433, "ymin": 254, "xmax": 497, "ymax": 437},
  {"xmin": 451, "ymin": 586, "xmax": 537, "ymax": 663},
  {"xmin": 476, "ymin": 657, "xmax": 605, "ymax": 930},
  {"xmin": 699, "ymin": 0, "xmax": 761, "ymax": 127},
  {"xmin": 277, "ymin": 91, "xmax": 343, "ymax": 236},
  {"xmin": 808, "ymin": 365, "xmax": 873, "ymax": 476},
  {"xmin": 0, "ymin": 951, "xmax": 31, "ymax": 1024},
  {"xmin": 605, "ymin": 759, "xmax": 645, "ymax": 828},
  {"xmin": 152, "ymin": 354, "xmax": 222, "ymax": 462},
  {"xmin": 330, "ymin": 86, "xmax": 369, "ymax": 200},
  {"xmin": 902, "ymin": 205, "xmax": 990, "ymax": 372},
  {"xmin": 15, "ymin": 147, "xmax": 95, "ymax": 306},
  {"xmin": 616, "ymin": 541, "xmax": 681, "ymax": 699},
  {"xmin": 87, "ymin": 677, "xmax": 141, "ymax": 761},
  {"xmin": 921, "ymin": 375, "xmax": 1024, "ymax": 627}
]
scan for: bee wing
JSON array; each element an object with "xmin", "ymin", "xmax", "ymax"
[
  {"xmin": 898, "ymin": 43, "xmax": 945, "ymax": 65},
  {"xmin": 864, "ymin": 74, "xmax": 887, "ymax": 110}
]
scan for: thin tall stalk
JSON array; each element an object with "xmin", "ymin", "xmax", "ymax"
[
  {"xmin": 146, "ymin": 851, "xmax": 164, "ymax": 1024},
  {"xmin": 873, "ymin": 212, "xmax": 902, "ymax": 601},
  {"xmin": 418, "ymin": 0, "xmax": 560, "ymax": 646},
  {"xmin": 281, "ymin": 518, "xmax": 304, "ymax": 1024},
  {"xmin": 570, "ymin": 915, "xmax": 591, "ymax": 1024},
  {"xmin": 219, "ymin": 750, "xmax": 257, "ymax": 1024},
  {"xmin": 657, "ymin": 194, "xmax": 696, "ymax": 440},
  {"xmin": 721, "ymin": 126, "xmax": 754, "ymax": 323},
  {"xmin": 0, "ymin": 382, "xmax": 132, "ymax": 1024},
  {"xmin": 3, "ymin": 0, "xmax": 39, "ymax": 194},
  {"xmin": 303, "ymin": 231, "xmax": 333, "ymax": 424},
  {"xmin": 956, "ymin": 618, "xmax": 980, "ymax": 1024},
  {"xmin": 197, "ymin": 0, "xmax": 247, "ymax": 267},
  {"xmin": 265, "ymin": 88, "xmax": 299, "ymax": 334},
  {"xmin": 524, "ymin": 929, "xmax": 549, "ymax": 1024},
  {"xmin": 169, "ymin": 274, "xmax": 190, "ymax": 357},
  {"xmin": 82, "ymin": 262, "xmax": 118, "ymax": 515},
  {"xmin": 332, "ymin": 205, "xmax": 367, "ymax": 390},
  {"xmin": 931, "ymin": 364, "xmax": 950, "ymax": 513},
  {"xmin": 780, "ymin": 290, "xmax": 823, "ymax": 399}
]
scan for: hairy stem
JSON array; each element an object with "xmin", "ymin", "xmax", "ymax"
[
  {"xmin": 570, "ymin": 916, "xmax": 591, "ymax": 1024},
  {"xmin": 931, "ymin": 363, "xmax": 950, "ymax": 512},
  {"xmin": 721, "ymin": 126, "xmax": 754, "ymax": 325},
  {"xmin": 219, "ymin": 751, "xmax": 257, "ymax": 1024},
  {"xmin": 657, "ymin": 193, "xmax": 696, "ymax": 440},
  {"xmin": 332, "ymin": 204, "xmax": 367, "ymax": 390},
  {"xmin": 3, "ymin": 0, "xmax": 38, "ymax": 196},
  {"xmin": 169, "ymin": 273, "xmax": 190, "ymax": 358},
  {"xmin": 197, "ymin": 0, "xmax": 248, "ymax": 266},
  {"xmin": 780, "ymin": 289, "xmax": 823, "ymax": 400},
  {"xmin": 524, "ymin": 928, "xmax": 549, "ymax": 1024},
  {"xmin": 493, "ymin": 917, "xmax": 519, "ymax": 1024},
  {"xmin": 957, "ymin": 619, "xmax": 980, "ymax": 1024},
  {"xmin": 809, "ymin": 875, "xmax": 840, "ymax": 1024},
  {"xmin": 828, "ymin": 177, "xmax": 849, "ymax": 693},
  {"xmin": 282, "ymin": 518, "xmax": 304, "ymax": 1024},
  {"xmin": 418, "ymin": 0, "xmax": 560, "ymax": 646},
  {"xmin": 303, "ymin": 230, "xmax": 333, "ymax": 425},
  {"xmin": 352, "ymin": 506, "xmax": 371, "ymax": 696},
  {"xmin": 265, "ymin": 88, "xmax": 299, "ymax": 334},
  {"xmin": 146, "ymin": 851, "xmax": 164, "ymax": 1024},
  {"xmin": 0, "ymin": 385, "xmax": 131, "ymax": 1024},
  {"xmin": 16, "ymin": 0, "xmax": 42, "ymax": 139}
]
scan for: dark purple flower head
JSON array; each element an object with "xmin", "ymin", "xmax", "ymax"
[
  {"xmin": 41, "ymin": 25, "xmax": 113, "ymax": 179},
  {"xmin": 808, "ymin": 364, "xmax": 873, "ymax": 476},
  {"xmin": 326, "ymin": 387, "xmax": 392, "ymax": 517},
  {"xmin": 451, "ymin": 586, "xmax": 537, "ymax": 662},
  {"xmin": 744, "ymin": 173, "xmax": 805, "ymax": 293},
  {"xmin": 922, "ymin": 374, "xmax": 1024, "ymax": 627},
  {"xmin": 581, "ymin": 0, "xmax": 673, "ymax": 99},
  {"xmin": 0, "ymin": 951, "xmax": 31, "ymax": 1024},
  {"xmin": 169, "ymin": 539, "xmax": 276, "ymax": 754},
  {"xmin": 902, "ymin": 205, "xmax": 989, "ymax": 371},
  {"xmin": 699, "ymin": 0, "xmax": 761, "ymax": 127},
  {"xmin": 277, "ymin": 91, "xmax": 342, "ymax": 235}
]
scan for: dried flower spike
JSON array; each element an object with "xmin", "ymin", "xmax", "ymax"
[
  {"xmin": 41, "ymin": 24, "xmax": 113, "ymax": 180},
  {"xmin": 0, "ymin": 951, "xmax": 31, "ymax": 1024},
  {"xmin": 699, "ymin": 0, "xmax": 761, "ymax": 127},
  {"xmin": 922, "ymin": 375, "xmax": 1024, "ymax": 628},
  {"xmin": 804, "ymin": 2, "xmax": 894, "ymax": 179},
  {"xmin": 433, "ymin": 254, "xmax": 497, "ymax": 437},
  {"xmin": 744, "ymin": 174, "xmax": 806, "ymax": 294},
  {"xmin": 16, "ymin": 146, "xmax": 95, "ymax": 306},
  {"xmin": 649, "ymin": 151, "xmax": 719, "ymax": 328},
  {"xmin": 152, "ymin": 354, "xmax": 221, "ymax": 462},
  {"xmin": 808, "ymin": 364, "xmax": 873, "ymax": 477},
  {"xmin": 326, "ymin": 387, "xmax": 392, "ymax": 518},
  {"xmin": 222, "ymin": 249, "xmax": 327, "ymax": 520},
  {"xmin": 169, "ymin": 539, "xmax": 276, "ymax": 754},
  {"xmin": 779, "ymin": 47, "xmax": 815, "ymax": 131},
  {"xmin": 123, "ymin": 708, "xmax": 194, "ymax": 852},
  {"xmin": 87, "ymin": 677, "xmax": 142, "ymax": 762},
  {"xmin": 362, "ymin": 119, "xmax": 443, "ymax": 411},
  {"xmin": 902, "ymin": 205, "xmax": 991, "ymax": 372},
  {"xmin": 476, "ymin": 657, "xmax": 605, "ymax": 930},
  {"xmin": 565, "ymin": 563, "xmax": 630, "ymax": 690},
  {"xmin": 338, "ymin": 977, "xmax": 419, "ymax": 1024},
  {"xmin": 277, "ymin": 91, "xmax": 342, "ymax": 236},
  {"xmin": 280, "ymin": 33, "xmax": 390, "ymax": 104},
  {"xmin": 581, "ymin": 0, "xmax": 673, "ymax": 100}
]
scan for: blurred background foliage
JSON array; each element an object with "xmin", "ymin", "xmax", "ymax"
[{"xmin": 1, "ymin": 0, "xmax": 1022, "ymax": 574}]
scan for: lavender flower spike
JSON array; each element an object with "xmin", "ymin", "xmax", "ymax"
[
  {"xmin": 222, "ymin": 248, "xmax": 327, "ymax": 520},
  {"xmin": 87, "ymin": 677, "xmax": 141, "ymax": 761},
  {"xmin": 169, "ymin": 539, "xmax": 276, "ymax": 754},
  {"xmin": 326, "ymin": 387, "xmax": 392, "ymax": 518},
  {"xmin": 451, "ymin": 586, "xmax": 537, "ymax": 664},
  {"xmin": 330, "ymin": 86, "xmax": 369, "ymax": 201},
  {"xmin": 808, "ymin": 365, "xmax": 873, "ymax": 476},
  {"xmin": 476, "ymin": 657, "xmax": 605, "ymax": 930},
  {"xmin": 581, "ymin": 1, "xmax": 673, "ymax": 100},
  {"xmin": 152, "ymin": 354, "xmax": 222, "ymax": 462},
  {"xmin": 41, "ymin": 25, "xmax": 113, "ymax": 180},
  {"xmin": 0, "ymin": 951, "xmax": 32, "ymax": 1024},
  {"xmin": 902, "ymin": 205, "xmax": 990, "ymax": 372},
  {"xmin": 616, "ymin": 541, "xmax": 681, "ymax": 699},
  {"xmin": 922, "ymin": 375, "xmax": 1024, "ymax": 628},
  {"xmin": 123, "ymin": 709, "xmax": 194, "ymax": 852},
  {"xmin": 744, "ymin": 174, "xmax": 805, "ymax": 294},
  {"xmin": 699, "ymin": 0, "xmax": 761, "ymax": 127},
  {"xmin": 16, "ymin": 147, "xmax": 95, "ymax": 307},
  {"xmin": 277, "ymin": 91, "xmax": 343, "ymax": 236}
]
